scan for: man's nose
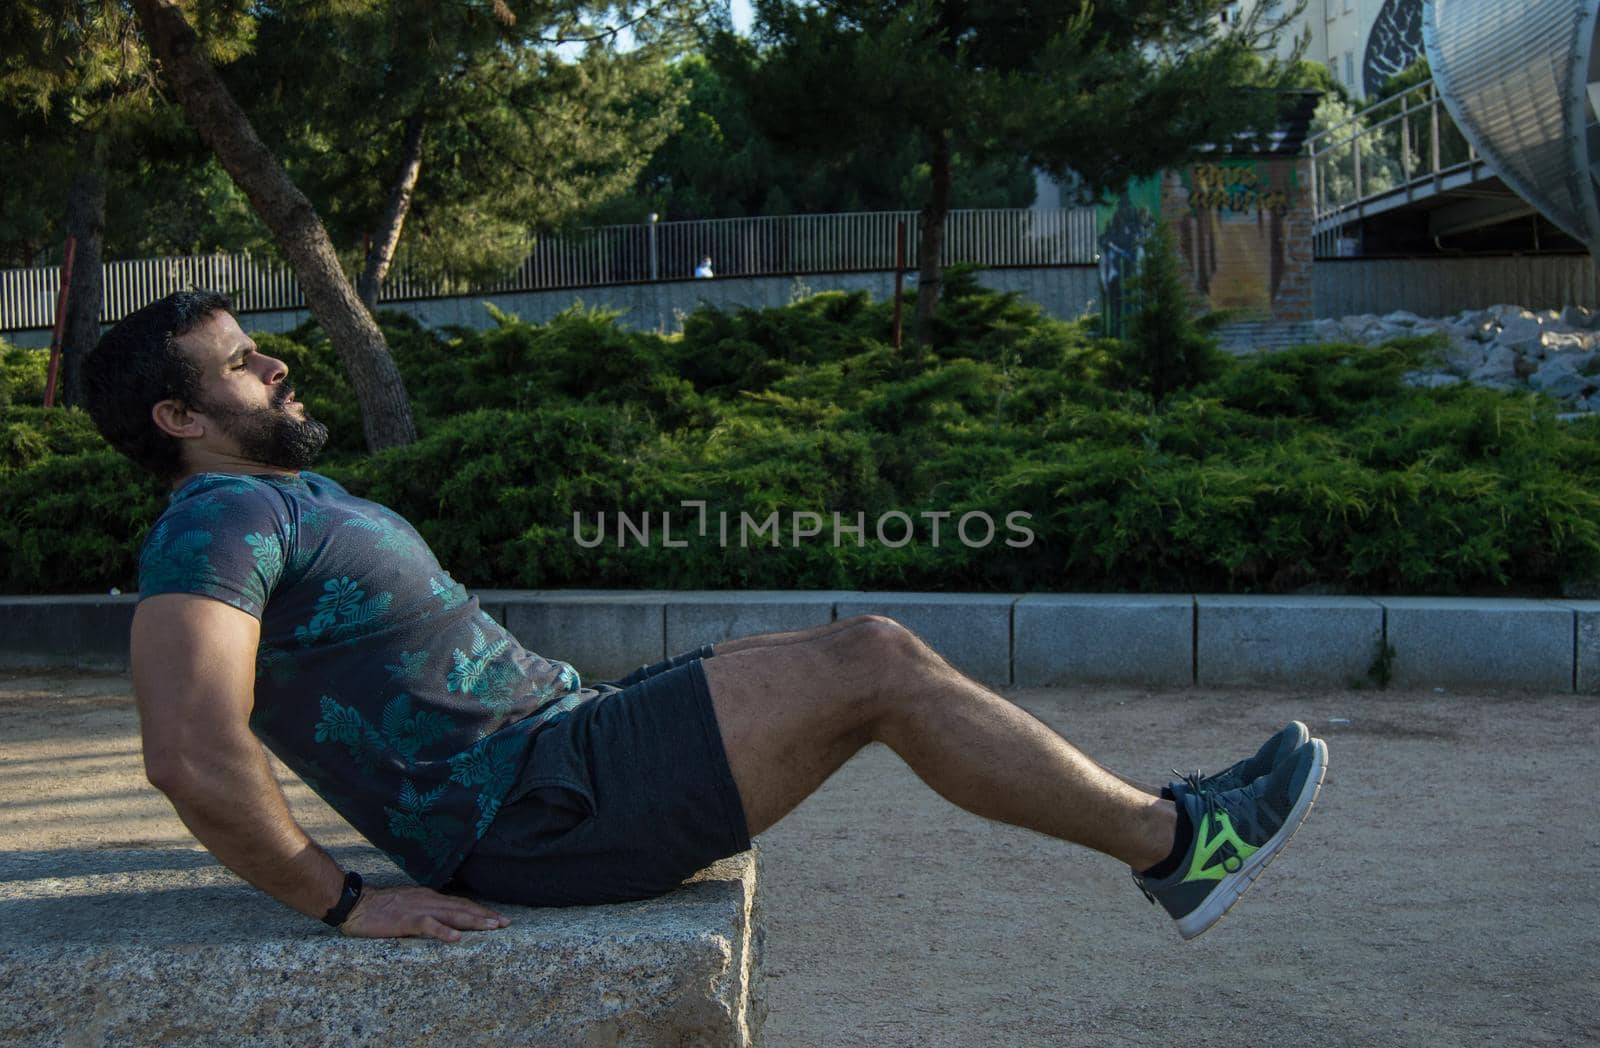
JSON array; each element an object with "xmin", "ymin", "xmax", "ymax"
[{"xmin": 261, "ymin": 355, "xmax": 288, "ymax": 384}]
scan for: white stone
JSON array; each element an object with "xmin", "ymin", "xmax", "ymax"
[
  {"xmin": 1543, "ymin": 331, "xmax": 1593, "ymax": 354},
  {"xmin": 1403, "ymin": 371, "xmax": 1464, "ymax": 389},
  {"xmin": 1490, "ymin": 304, "xmax": 1535, "ymax": 323},
  {"xmin": 1497, "ymin": 315, "xmax": 1543, "ymax": 347},
  {"xmin": 1444, "ymin": 342, "xmax": 1487, "ymax": 375},
  {"xmin": 1563, "ymin": 304, "xmax": 1598, "ymax": 329},
  {"xmin": 1383, "ymin": 310, "xmax": 1425, "ymax": 327},
  {"xmin": 1531, "ymin": 359, "xmax": 1596, "ymax": 400}
]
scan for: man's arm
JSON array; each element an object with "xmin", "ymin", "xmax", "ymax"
[{"xmin": 131, "ymin": 593, "xmax": 510, "ymax": 941}]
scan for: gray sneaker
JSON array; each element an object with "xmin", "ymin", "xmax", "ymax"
[
  {"xmin": 1196, "ymin": 721, "xmax": 1310, "ymax": 794},
  {"xmin": 1134, "ymin": 737, "xmax": 1328, "ymax": 940}
]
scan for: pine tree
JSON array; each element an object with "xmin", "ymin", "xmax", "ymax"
[{"xmin": 1122, "ymin": 220, "xmax": 1224, "ymax": 406}]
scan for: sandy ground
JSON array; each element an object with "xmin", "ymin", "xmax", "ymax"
[{"xmin": 2, "ymin": 671, "xmax": 1596, "ymax": 1047}]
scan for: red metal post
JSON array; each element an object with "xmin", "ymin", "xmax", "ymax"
[{"xmin": 43, "ymin": 237, "xmax": 78, "ymax": 408}]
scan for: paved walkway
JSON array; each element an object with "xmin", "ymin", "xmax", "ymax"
[{"xmin": 2, "ymin": 671, "xmax": 1595, "ymax": 1046}]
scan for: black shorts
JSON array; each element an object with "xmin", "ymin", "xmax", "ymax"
[{"xmin": 448, "ymin": 645, "xmax": 752, "ymax": 906}]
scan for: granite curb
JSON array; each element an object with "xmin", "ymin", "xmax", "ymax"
[
  {"xmin": 0, "ymin": 845, "xmax": 763, "ymax": 1047},
  {"xmin": 2, "ymin": 591, "xmax": 1591, "ymax": 693}
]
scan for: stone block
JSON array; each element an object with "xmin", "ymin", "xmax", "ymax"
[
  {"xmin": 664, "ymin": 591, "xmax": 847, "ymax": 655},
  {"xmin": 1013, "ymin": 594, "xmax": 1192, "ymax": 687},
  {"xmin": 834, "ymin": 593, "xmax": 1014, "ymax": 686},
  {"xmin": 1556, "ymin": 601, "xmax": 1600, "ymax": 694},
  {"xmin": 0, "ymin": 846, "xmax": 763, "ymax": 1047},
  {"xmin": 1196, "ymin": 596, "xmax": 1383, "ymax": 688},
  {"xmin": 503, "ymin": 591, "xmax": 667, "ymax": 683},
  {"xmin": 1380, "ymin": 597, "xmax": 1573, "ymax": 691},
  {"xmin": 0, "ymin": 595, "xmax": 139, "ymax": 670}
]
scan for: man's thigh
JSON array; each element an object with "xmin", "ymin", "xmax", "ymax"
[{"xmin": 699, "ymin": 617, "xmax": 896, "ymax": 836}]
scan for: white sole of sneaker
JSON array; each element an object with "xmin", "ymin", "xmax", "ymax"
[{"xmin": 1175, "ymin": 736, "xmax": 1328, "ymax": 941}]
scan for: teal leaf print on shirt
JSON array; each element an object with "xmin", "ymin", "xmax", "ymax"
[
  {"xmin": 448, "ymin": 735, "xmax": 525, "ymax": 837},
  {"xmin": 384, "ymin": 650, "xmax": 430, "ymax": 684},
  {"xmin": 385, "ymin": 780, "xmax": 464, "ymax": 865},
  {"xmin": 244, "ymin": 532, "xmax": 283, "ymax": 579},
  {"xmin": 344, "ymin": 511, "xmax": 412, "ymax": 553},
  {"xmin": 379, "ymin": 694, "xmax": 457, "ymax": 761},
  {"xmin": 528, "ymin": 662, "xmax": 581, "ymax": 704},
  {"xmin": 429, "ymin": 574, "xmax": 468, "ymax": 610},
  {"xmin": 315, "ymin": 694, "xmax": 460, "ymax": 770},
  {"xmin": 140, "ymin": 523, "xmax": 214, "ymax": 593},
  {"xmin": 313, "ymin": 695, "xmax": 387, "ymax": 775},
  {"xmin": 294, "ymin": 576, "xmax": 393, "ymax": 644},
  {"xmin": 445, "ymin": 622, "xmax": 526, "ymax": 713}
]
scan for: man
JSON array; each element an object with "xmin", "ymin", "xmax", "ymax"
[
  {"xmin": 82, "ymin": 291, "xmax": 1327, "ymax": 943},
  {"xmin": 694, "ymin": 255, "xmax": 714, "ymax": 279}
]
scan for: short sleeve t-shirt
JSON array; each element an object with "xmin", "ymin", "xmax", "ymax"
[{"xmin": 137, "ymin": 470, "xmax": 596, "ymax": 886}]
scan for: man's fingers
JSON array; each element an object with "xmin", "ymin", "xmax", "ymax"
[
  {"xmin": 341, "ymin": 887, "xmax": 510, "ymax": 940},
  {"xmin": 416, "ymin": 915, "xmax": 462, "ymax": 943}
]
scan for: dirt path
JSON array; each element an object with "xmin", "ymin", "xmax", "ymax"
[{"xmin": 3, "ymin": 672, "xmax": 1595, "ymax": 1046}]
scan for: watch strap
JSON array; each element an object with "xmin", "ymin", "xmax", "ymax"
[{"xmin": 321, "ymin": 870, "xmax": 364, "ymax": 928}]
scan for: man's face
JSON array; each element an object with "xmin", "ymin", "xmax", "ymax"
[{"xmin": 172, "ymin": 310, "xmax": 329, "ymax": 471}]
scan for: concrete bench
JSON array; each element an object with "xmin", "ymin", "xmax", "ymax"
[{"xmin": 0, "ymin": 846, "xmax": 764, "ymax": 1047}]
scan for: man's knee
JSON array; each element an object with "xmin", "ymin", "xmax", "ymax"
[{"xmin": 835, "ymin": 614, "xmax": 925, "ymax": 666}]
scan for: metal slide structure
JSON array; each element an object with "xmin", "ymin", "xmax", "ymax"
[
  {"xmin": 1424, "ymin": 0, "xmax": 1600, "ymax": 259},
  {"xmin": 1309, "ymin": 2, "xmax": 1600, "ymax": 259}
]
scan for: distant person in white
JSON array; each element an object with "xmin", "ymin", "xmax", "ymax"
[{"xmin": 694, "ymin": 255, "xmax": 714, "ymax": 279}]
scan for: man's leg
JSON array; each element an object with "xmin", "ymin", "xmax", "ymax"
[
  {"xmin": 711, "ymin": 614, "xmax": 1161, "ymax": 798},
  {"xmin": 708, "ymin": 615, "xmax": 879, "ymax": 656},
  {"xmin": 699, "ymin": 615, "xmax": 1177, "ymax": 870}
]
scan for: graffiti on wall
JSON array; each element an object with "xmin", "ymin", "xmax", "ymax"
[
  {"xmin": 1098, "ymin": 157, "xmax": 1303, "ymax": 328},
  {"xmin": 1094, "ymin": 175, "xmax": 1161, "ymax": 337},
  {"xmin": 1174, "ymin": 158, "xmax": 1298, "ymax": 319}
]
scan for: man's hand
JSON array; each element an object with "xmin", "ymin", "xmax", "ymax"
[{"xmin": 340, "ymin": 886, "xmax": 511, "ymax": 943}]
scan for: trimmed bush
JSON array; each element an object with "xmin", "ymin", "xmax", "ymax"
[{"xmin": 5, "ymin": 288, "xmax": 1600, "ymax": 597}]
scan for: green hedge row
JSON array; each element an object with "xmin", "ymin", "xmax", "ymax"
[{"xmin": 4, "ymin": 278, "xmax": 1600, "ymax": 596}]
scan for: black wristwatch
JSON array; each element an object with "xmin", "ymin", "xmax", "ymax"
[{"xmin": 321, "ymin": 870, "xmax": 364, "ymax": 928}]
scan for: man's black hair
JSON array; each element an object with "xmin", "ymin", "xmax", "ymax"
[{"xmin": 82, "ymin": 290, "xmax": 231, "ymax": 482}]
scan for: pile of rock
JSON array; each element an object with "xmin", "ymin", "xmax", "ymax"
[{"xmin": 1311, "ymin": 305, "xmax": 1600, "ymax": 414}]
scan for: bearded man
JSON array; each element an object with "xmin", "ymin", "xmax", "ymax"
[{"xmin": 80, "ymin": 290, "xmax": 1327, "ymax": 942}]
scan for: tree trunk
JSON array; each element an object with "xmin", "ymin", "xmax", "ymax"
[
  {"xmin": 59, "ymin": 128, "xmax": 107, "ymax": 408},
  {"xmin": 132, "ymin": 0, "xmax": 416, "ymax": 450},
  {"xmin": 912, "ymin": 126, "xmax": 952, "ymax": 344},
  {"xmin": 358, "ymin": 113, "xmax": 426, "ymax": 312}
]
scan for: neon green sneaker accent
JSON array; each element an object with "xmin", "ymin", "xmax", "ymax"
[{"xmin": 1183, "ymin": 811, "xmax": 1261, "ymax": 883}]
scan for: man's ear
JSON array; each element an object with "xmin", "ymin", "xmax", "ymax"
[{"xmin": 151, "ymin": 399, "xmax": 205, "ymax": 441}]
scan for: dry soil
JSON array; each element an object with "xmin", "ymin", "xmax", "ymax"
[{"xmin": 2, "ymin": 672, "xmax": 1595, "ymax": 1046}]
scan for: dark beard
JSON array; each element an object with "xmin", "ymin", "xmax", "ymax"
[{"xmin": 201, "ymin": 384, "xmax": 330, "ymax": 471}]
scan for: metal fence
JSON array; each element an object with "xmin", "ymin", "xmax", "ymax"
[
  {"xmin": 1306, "ymin": 80, "xmax": 1489, "ymax": 257},
  {"xmin": 0, "ymin": 207, "xmax": 1099, "ymax": 331}
]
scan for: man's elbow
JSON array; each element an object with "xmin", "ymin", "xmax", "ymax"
[{"xmin": 143, "ymin": 751, "xmax": 192, "ymax": 795}]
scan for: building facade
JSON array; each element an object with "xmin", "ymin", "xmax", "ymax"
[{"xmin": 1238, "ymin": 0, "xmax": 1425, "ymax": 99}]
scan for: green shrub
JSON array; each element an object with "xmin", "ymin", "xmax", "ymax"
[
  {"xmin": 1117, "ymin": 220, "xmax": 1226, "ymax": 404},
  {"xmin": 1, "ymin": 343, "xmax": 49, "ymax": 409},
  {"xmin": 5, "ymin": 285, "xmax": 1600, "ymax": 597},
  {"xmin": 0, "ymin": 449, "xmax": 162, "ymax": 592},
  {"xmin": 0, "ymin": 407, "xmax": 106, "ymax": 474}
]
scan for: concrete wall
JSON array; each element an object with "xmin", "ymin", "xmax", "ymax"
[
  {"xmin": 11, "ymin": 254, "xmax": 1593, "ymax": 348},
  {"xmin": 7, "ymin": 590, "xmax": 1593, "ymax": 693},
  {"xmin": 1314, "ymin": 254, "xmax": 1597, "ymax": 318},
  {"xmin": 1, "ymin": 267, "xmax": 1105, "ymax": 348}
]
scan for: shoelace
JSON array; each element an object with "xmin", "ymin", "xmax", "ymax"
[{"xmin": 1132, "ymin": 769, "xmax": 1219, "ymax": 904}]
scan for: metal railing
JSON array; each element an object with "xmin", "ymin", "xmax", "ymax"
[
  {"xmin": 0, "ymin": 207, "xmax": 1099, "ymax": 331},
  {"xmin": 1307, "ymin": 80, "xmax": 1488, "ymax": 257}
]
